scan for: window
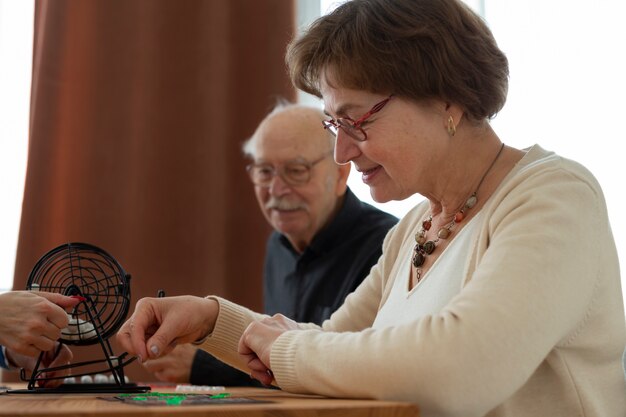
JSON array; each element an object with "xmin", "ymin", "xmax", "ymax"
[{"xmin": 0, "ymin": 0, "xmax": 34, "ymax": 291}]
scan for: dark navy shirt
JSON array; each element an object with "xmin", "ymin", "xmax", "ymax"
[
  {"xmin": 190, "ymin": 188, "xmax": 397, "ymax": 386},
  {"xmin": 264, "ymin": 188, "xmax": 397, "ymax": 323}
]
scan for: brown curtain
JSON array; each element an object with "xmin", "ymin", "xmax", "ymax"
[{"xmin": 9, "ymin": 0, "xmax": 295, "ymax": 382}]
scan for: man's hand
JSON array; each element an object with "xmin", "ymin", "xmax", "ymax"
[
  {"xmin": 0, "ymin": 291, "xmax": 79, "ymax": 356},
  {"xmin": 117, "ymin": 296, "xmax": 219, "ymax": 363},
  {"xmin": 238, "ymin": 314, "xmax": 298, "ymax": 385},
  {"xmin": 143, "ymin": 343, "xmax": 197, "ymax": 382}
]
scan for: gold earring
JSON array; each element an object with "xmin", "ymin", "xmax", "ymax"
[{"xmin": 447, "ymin": 116, "xmax": 456, "ymax": 137}]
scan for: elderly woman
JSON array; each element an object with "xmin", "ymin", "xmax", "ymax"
[{"xmin": 117, "ymin": 0, "xmax": 626, "ymax": 415}]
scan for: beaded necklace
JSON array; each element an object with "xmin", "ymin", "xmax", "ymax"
[{"xmin": 412, "ymin": 143, "xmax": 505, "ymax": 283}]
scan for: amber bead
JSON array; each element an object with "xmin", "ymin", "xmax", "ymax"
[
  {"xmin": 455, "ymin": 211, "xmax": 465, "ymax": 222},
  {"xmin": 437, "ymin": 228, "xmax": 451, "ymax": 239},
  {"xmin": 422, "ymin": 219, "xmax": 432, "ymax": 231}
]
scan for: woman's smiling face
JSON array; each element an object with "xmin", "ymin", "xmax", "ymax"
[{"xmin": 321, "ymin": 80, "xmax": 450, "ymax": 203}]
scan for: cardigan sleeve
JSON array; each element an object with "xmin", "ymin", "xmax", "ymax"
[
  {"xmin": 194, "ymin": 297, "xmax": 266, "ymax": 373},
  {"xmin": 268, "ymin": 161, "xmax": 612, "ymax": 417}
]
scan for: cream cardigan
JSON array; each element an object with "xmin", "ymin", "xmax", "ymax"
[{"xmin": 199, "ymin": 145, "xmax": 626, "ymax": 417}]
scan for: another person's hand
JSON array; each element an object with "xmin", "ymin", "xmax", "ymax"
[
  {"xmin": 117, "ymin": 296, "xmax": 219, "ymax": 363},
  {"xmin": 143, "ymin": 343, "xmax": 197, "ymax": 383},
  {"xmin": 238, "ymin": 314, "xmax": 298, "ymax": 385},
  {"xmin": 0, "ymin": 291, "xmax": 80, "ymax": 356},
  {"xmin": 5, "ymin": 342, "xmax": 73, "ymax": 388}
]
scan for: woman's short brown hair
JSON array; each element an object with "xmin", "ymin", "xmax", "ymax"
[{"xmin": 286, "ymin": 0, "xmax": 509, "ymax": 122}]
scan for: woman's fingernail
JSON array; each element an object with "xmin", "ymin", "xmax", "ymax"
[
  {"xmin": 137, "ymin": 355, "xmax": 143, "ymax": 364},
  {"xmin": 70, "ymin": 295, "xmax": 87, "ymax": 301},
  {"xmin": 150, "ymin": 345, "xmax": 159, "ymax": 356}
]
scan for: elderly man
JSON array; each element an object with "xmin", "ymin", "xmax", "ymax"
[{"xmin": 143, "ymin": 102, "xmax": 397, "ymax": 385}]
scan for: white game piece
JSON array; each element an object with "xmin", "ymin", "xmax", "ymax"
[
  {"xmin": 30, "ymin": 283, "xmax": 40, "ymax": 291},
  {"xmin": 62, "ymin": 315, "xmax": 96, "ymax": 341},
  {"xmin": 175, "ymin": 384, "xmax": 225, "ymax": 392},
  {"xmin": 63, "ymin": 377, "xmax": 76, "ymax": 384},
  {"xmin": 80, "ymin": 375, "xmax": 93, "ymax": 384},
  {"xmin": 108, "ymin": 374, "xmax": 118, "ymax": 384},
  {"xmin": 94, "ymin": 374, "xmax": 108, "ymax": 384}
]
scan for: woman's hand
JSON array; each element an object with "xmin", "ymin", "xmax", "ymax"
[
  {"xmin": 6, "ymin": 342, "xmax": 73, "ymax": 387},
  {"xmin": 238, "ymin": 313, "xmax": 298, "ymax": 385},
  {"xmin": 116, "ymin": 296, "xmax": 219, "ymax": 363},
  {"xmin": 0, "ymin": 291, "xmax": 79, "ymax": 356}
]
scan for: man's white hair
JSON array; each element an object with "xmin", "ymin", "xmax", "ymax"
[{"xmin": 242, "ymin": 98, "xmax": 333, "ymax": 159}]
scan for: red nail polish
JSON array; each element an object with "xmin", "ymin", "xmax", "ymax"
[{"xmin": 70, "ymin": 295, "xmax": 87, "ymax": 301}]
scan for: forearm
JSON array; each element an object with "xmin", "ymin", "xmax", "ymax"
[{"xmin": 195, "ymin": 297, "xmax": 265, "ymax": 373}]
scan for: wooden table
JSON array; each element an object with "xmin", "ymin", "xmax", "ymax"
[{"xmin": 0, "ymin": 385, "xmax": 419, "ymax": 416}]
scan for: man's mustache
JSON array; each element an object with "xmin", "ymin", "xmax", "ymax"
[{"xmin": 265, "ymin": 197, "xmax": 307, "ymax": 211}]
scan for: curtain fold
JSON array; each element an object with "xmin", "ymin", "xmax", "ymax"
[{"xmin": 10, "ymin": 0, "xmax": 295, "ymax": 382}]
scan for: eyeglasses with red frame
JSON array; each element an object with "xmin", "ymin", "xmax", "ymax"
[{"xmin": 322, "ymin": 95, "xmax": 393, "ymax": 141}]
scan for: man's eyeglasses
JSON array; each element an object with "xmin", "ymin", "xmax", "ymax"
[
  {"xmin": 246, "ymin": 152, "xmax": 332, "ymax": 187},
  {"xmin": 322, "ymin": 95, "xmax": 393, "ymax": 142}
]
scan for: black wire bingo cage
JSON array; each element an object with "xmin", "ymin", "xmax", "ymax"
[{"xmin": 8, "ymin": 242, "xmax": 150, "ymax": 394}]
